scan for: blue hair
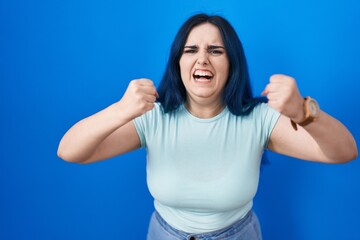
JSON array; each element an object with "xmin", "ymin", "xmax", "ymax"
[{"xmin": 157, "ymin": 13, "xmax": 266, "ymax": 116}]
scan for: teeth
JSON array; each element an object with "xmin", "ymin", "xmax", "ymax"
[
  {"xmin": 194, "ymin": 70, "xmax": 213, "ymax": 77},
  {"xmin": 193, "ymin": 70, "xmax": 213, "ymax": 81}
]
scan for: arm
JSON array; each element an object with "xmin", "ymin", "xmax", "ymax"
[
  {"xmin": 57, "ymin": 79, "xmax": 158, "ymax": 164},
  {"xmin": 263, "ymin": 74, "xmax": 358, "ymax": 163}
]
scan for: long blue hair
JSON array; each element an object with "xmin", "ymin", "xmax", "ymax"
[{"xmin": 157, "ymin": 13, "xmax": 266, "ymax": 116}]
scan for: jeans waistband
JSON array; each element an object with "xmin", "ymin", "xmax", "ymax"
[{"xmin": 154, "ymin": 209, "xmax": 254, "ymax": 240}]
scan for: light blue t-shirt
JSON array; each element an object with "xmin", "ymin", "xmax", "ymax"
[{"xmin": 133, "ymin": 102, "xmax": 280, "ymax": 233}]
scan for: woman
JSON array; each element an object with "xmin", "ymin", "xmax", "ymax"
[{"xmin": 58, "ymin": 14, "xmax": 357, "ymax": 240}]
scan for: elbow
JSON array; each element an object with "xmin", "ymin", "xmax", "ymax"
[
  {"xmin": 57, "ymin": 147, "xmax": 75, "ymax": 163},
  {"xmin": 346, "ymin": 140, "xmax": 359, "ymax": 162},
  {"xmin": 337, "ymin": 153, "xmax": 358, "ymax": 164},
  {"xmin": 57, "ymin": 149, "xmax": 69, "ymax": 162},
  {"xmin": 337, "ymin": 137, "xmax": 358, "ymax": 163},
  {"xmin": 330, "ymin": 144, "xmax": 358, "ymax": 164},
  {"xmin": 57, "ymin": 139, "xmax": 72, "ymax": 162},
  {"xmin": 347, "ymin": 145, "xmax": 358, "ymax": 162},
  {"xmin": 57, "ymin": 145, "xmax": 89, "ymax": 164},
  {"xmin": 345, "ymin": 135, "xmax": 359, "ymax": 162}
]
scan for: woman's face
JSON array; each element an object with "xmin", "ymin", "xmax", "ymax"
[{"xmin": 179, "ymin": 23, "xmax": 230, "ymax": 105}]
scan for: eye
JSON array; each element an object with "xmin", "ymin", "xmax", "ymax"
[
  {"xmin": 183, "ymin": 46, "xmax": 198, "ymax": 54},
  {"xmin": 209, "ymin": 49, "xmax": 223, "ymax": 55},
  {"xmin": 183, "ymin": 49, "xmax": 197, "ymax": 54}
]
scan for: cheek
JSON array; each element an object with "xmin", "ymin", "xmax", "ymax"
[
  {"xmin": 179, "ymin": 58, "xmax": 192, "ymax": 78},
  {"xmin": 214, "ymin": 56, "xmax": 229, "ymax": 73},
  {"xmin": 218, "ymin": 66, "xmax": 230, "ymax": 88},
  {"xmin": 218, "ymin": 62, "xmax": 230, "ymax": 80},
  {"xmin": 224, "ymin": 61, "xmax": 230, "ymax": 78}
]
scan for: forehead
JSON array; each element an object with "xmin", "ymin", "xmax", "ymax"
[{"xmin": 185, "ymin": 23, "xmax": 224, "ymax": 45}]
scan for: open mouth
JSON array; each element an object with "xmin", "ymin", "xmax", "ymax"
[{"xmin": 193, "ymin": 69, "xmax": 214, "ymax": 82}]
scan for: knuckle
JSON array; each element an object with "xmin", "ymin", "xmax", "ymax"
[
  {"xmin": 130, "ymin": 79, "xmax": 138, "ymax": 85},
  {"xmin": 131, "ymin": 88, "xmax": 141, "ymax": 97},
  {"xmin": 138, "ymin": 101, "xmax": 147, "ymax": 110},
  {"xmin": 278, "ymin": 102, "xmax": 285, "ymax": 110},
  {"xmin": 129, "ymin": 80, "xmax": 139, "ymax": 90},
  {"xmin": 151, "ymin": 88, "xmax": 157, "ymax": 96},
  {"xmin": 270, "ymin": 74, "xmax": 280, "ymax": 82}
]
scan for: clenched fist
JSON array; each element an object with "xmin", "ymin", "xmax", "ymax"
[
  {"xmin": 262, "ymin": 74, "xmax": 305, "ymax": 123},
  {"xmin": 117, "ymin": 78, "xmax": 159, "ymax": 120}
]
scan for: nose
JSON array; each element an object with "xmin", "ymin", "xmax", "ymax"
[{"xmin": 197, "ymin": 50, "xmax": 209, "ymax": 65}]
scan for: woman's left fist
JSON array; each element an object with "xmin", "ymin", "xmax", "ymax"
[{"xmin": 262, "ymin": 74, "xmax": 305, "ymax": 123}]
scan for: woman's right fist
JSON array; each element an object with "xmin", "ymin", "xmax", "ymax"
[{"xmin": 117, "ymin": 79, "xmax": 159, "ymax": 120}]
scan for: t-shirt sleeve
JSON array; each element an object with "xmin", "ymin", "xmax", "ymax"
[
  {"xmin": 133, "ymin": 103, "xmax": 161, "ymax": 148},
  {"xmin": 255, "ymin": 103, "xmax": 281, "ymax": 148},
  {"xmin": 133, "ymin": 115, "xmax": 146, "ymax": 148}
]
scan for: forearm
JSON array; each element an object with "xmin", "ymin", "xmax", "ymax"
[
  {"xmin": 57, "ymin": 102, "xmax": 130, "ymax": 163},
  {"xmin": 303, "ymin": 110, "xmax": 358, "ymax": 163}
]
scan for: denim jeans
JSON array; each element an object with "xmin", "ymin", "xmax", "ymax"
[{"xmin": 147, "ymin": 210, "xmax": 263, "ymax": 240}]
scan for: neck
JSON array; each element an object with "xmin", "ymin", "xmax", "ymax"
[{"xmin": 185, "ymin": 98, "xmax": 225, "ymax": 119}]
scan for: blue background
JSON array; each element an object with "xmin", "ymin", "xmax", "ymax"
[{"xmin": 1, "ymin": 0, "xmax": 359, "ymax": 239}]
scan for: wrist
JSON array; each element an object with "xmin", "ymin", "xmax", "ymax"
[
  {"xmin": 291, "ymin": 96, "xmax": 320, "ymax": 130},
  {"xmin": 292, "ymin": 98, "xmax": 306, "ymax": 123},
  {"xmin": 109, "ymin": 102, "xmax": 134, "ymax": 126}
]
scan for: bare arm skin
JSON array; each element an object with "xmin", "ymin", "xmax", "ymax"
[
  {"xmin": 263, "ymin": 74, "xmax": 358, "ymax": 163},
  {"xmin": 57, "ymin": 79, "xmax": 158, "ymax": 164}
]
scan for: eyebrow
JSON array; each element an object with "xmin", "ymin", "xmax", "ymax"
[
  {"xmin": 208, "ymin": 45, "xmax": 225, "ymax": 50},
  {"xmin": 184, "ymin": 45, "xmax": 225, "ymax": 49}
]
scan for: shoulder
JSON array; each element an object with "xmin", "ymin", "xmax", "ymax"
[
  {"xmin": 134, "ymin": 102, "xmax": 180, "ymax": 126},
  {"xmin": 239, "ymin": 103, "xmax": 280, "ymax": 121},
  {"xmin": 252, "ymin": 102, "xmax": 276, "ymax": 114},
  {"xmin": 139, "ymin": 102, "xmax": 164, "ymax": 119},
  {"xmin": 239, "ymin": 103, "xmax": 281, "ymax": 135}
]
